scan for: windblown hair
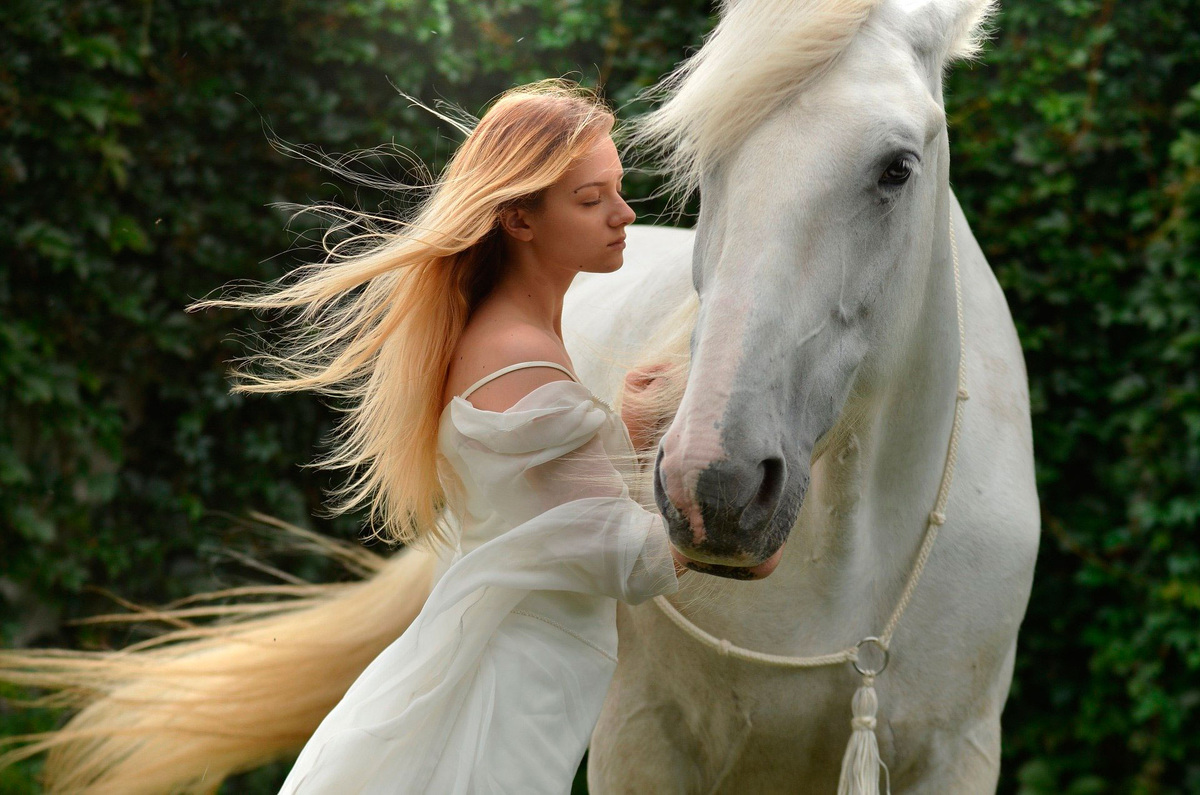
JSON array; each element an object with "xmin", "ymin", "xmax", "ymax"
[
  {"xmin": 187, "ymin": 78, "xmax": 616, "ymax": 550},
  {"xmin": 0, "ymin": 519, "xmax": 438, "ymax": 794}
]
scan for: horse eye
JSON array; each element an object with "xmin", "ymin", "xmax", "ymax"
[{"xmin": 879, "ymin": 158, "xmax": 914, "ymax": 187}]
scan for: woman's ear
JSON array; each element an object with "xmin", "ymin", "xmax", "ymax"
[{"xmin": 498, "ymin": 206, "xmax": 535, "ymax": 242}]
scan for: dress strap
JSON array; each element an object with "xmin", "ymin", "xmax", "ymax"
[{"xmin": 459, "ymin": 361, "xmax": 579, "ymax": 400}]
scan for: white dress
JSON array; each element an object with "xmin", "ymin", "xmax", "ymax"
[{"xmin": 278, "ymin": 361, "xmax": 680, "ymax": 794}]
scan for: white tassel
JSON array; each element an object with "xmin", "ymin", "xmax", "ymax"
[{"xmin": 836, "ymin": 676, "xmax": 889, "ymax": 795}]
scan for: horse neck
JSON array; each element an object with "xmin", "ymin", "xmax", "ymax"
[{"xmin": 676, "ymin": 178, "xmax": 963, "ymax": 654}]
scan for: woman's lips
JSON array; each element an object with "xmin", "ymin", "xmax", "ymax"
[
  {"xmin": 669, "ymin": 543, "xmax": 785, "ymax": 580},
  {"xmin": 608, "ymin": 238, "xmax": 626, "ymax": 249}
]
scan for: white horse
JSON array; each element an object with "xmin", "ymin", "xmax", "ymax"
[{"xmin": 562, "ymin": 0, "xmax": 1040, "ymax": 790}]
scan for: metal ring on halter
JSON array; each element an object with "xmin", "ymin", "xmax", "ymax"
[{"xmin": 853, "ymin": 637, "xmax": 889, "ymax": 676}]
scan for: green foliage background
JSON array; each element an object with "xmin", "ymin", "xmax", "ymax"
[{"xmin": 1, "ymin": 0, "xmax": 1197, "ymax": 792}]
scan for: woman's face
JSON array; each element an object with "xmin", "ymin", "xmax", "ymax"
[{"xmin": 505, "ymin": 134, "xmax": 636, "ymax": 275}]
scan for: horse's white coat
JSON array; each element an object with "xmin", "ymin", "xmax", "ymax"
[{"xmin": 563, "ymin": 0, "xmax": 1039, "ymax": 790}]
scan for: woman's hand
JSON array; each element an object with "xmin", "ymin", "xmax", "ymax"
[
  {"xmin": 623, "ymin": 363, "xmax": 687, "ymax": 578},
  {"xmin": 620, "ymin": 363, "xmax": 673, "ymax": 457}
]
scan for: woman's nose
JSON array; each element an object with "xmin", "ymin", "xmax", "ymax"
[{"xmin": 613, "ymin": 198, "xmax": 636, "ymax": 226}]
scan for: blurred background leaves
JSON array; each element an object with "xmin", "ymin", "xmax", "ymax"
[{"xmin": 0, "ymin": 0, "xmax": 1196, "ymax": 792}]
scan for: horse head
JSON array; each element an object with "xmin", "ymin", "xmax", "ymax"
[{"xmin": 635, "ymin": 0, "xmax": 996, "ymax": 578}]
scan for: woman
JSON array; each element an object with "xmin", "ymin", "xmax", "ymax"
[
  {"xmin": 2, "ymin": 78, "xmax": 686, "ymax": 792},
  {"xmin": 0, "ymin": 78, "xmax": 684, "ymax": 794},
  {"xmin": 254, "ymin": 79, "xmax": 683, "ymax": 793}
]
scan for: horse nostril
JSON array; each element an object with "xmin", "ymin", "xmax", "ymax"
[
  {"xmin": 743, "ymin": 456, "xmax": 785, "ymax": 530},
  {"xmin": 652, "ymin": 443, "xmax": 675, "ymax": 520}
]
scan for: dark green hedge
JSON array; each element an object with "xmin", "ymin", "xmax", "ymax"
[
  {"xmin": 949, "ymin": 0, "xmax": 1200, "ymax": 791},
  {"xmin": 1, "ymin": 1, "xmax": 1196, "ymax": 792}
]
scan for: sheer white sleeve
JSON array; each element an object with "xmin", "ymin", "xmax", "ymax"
[{"xmin": 446, "ymin": 386, "xmax": 678, "ymax": 604}]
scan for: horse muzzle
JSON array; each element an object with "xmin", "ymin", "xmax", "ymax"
[{"xmin": 669, "ymin": 542, "xmax": 786, "ymax": 580}]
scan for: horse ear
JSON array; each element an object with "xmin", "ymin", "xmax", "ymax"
[{"xmin": 896, "ymin": 0, "xmax": 998, "ymax": 65}]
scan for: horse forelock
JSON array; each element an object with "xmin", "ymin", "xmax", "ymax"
[
  {"xmin": 624, "ymin": 0, "xmax": 998, "ymax": 209},
  {"xmin": 624, "ymin": 0, "xmax": 887, "ymax": 204}
]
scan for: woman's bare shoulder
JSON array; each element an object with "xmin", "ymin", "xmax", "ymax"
[{"xmin": 444, "ymin": 314, "xmax": 576, "ymax": 412}]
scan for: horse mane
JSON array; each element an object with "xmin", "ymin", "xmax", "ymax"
[
  {"xmin": 625, "ymin": 0, "xmax": 997, "ymax": 206},
  {"xmin": 625, "ymin": 0, "xmax": 887, "ymax": 204}
]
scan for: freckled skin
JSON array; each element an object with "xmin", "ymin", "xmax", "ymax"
[{"xmin": 445, "ymin": 134, "xmax": 637, "ymax": 410}]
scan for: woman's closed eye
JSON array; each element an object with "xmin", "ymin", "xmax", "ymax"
[{"xmin": 583, "ymin": 189, "xmax": 626, "ymax": 207}]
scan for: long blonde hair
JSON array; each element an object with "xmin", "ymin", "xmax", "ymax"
[
  {"xmin": 188, "ymin": 78, "xmax": 616, "ymax": 550},
  {"xmin": 0, "ymin": 73, "xmax": 711, "ymax": 795}
]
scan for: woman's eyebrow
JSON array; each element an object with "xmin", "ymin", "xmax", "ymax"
[{"xmin": 572, "ymin": 173, "xmax": 625, "ymax": 193}]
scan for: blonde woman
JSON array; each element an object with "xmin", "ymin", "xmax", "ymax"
[
  {"xmin": 0, "ymin": 78, "xmax": 684, "ymax": 793},
  {"xmin": 176, "ymin": 79, "xmax": 680, "ymax": 792}
]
